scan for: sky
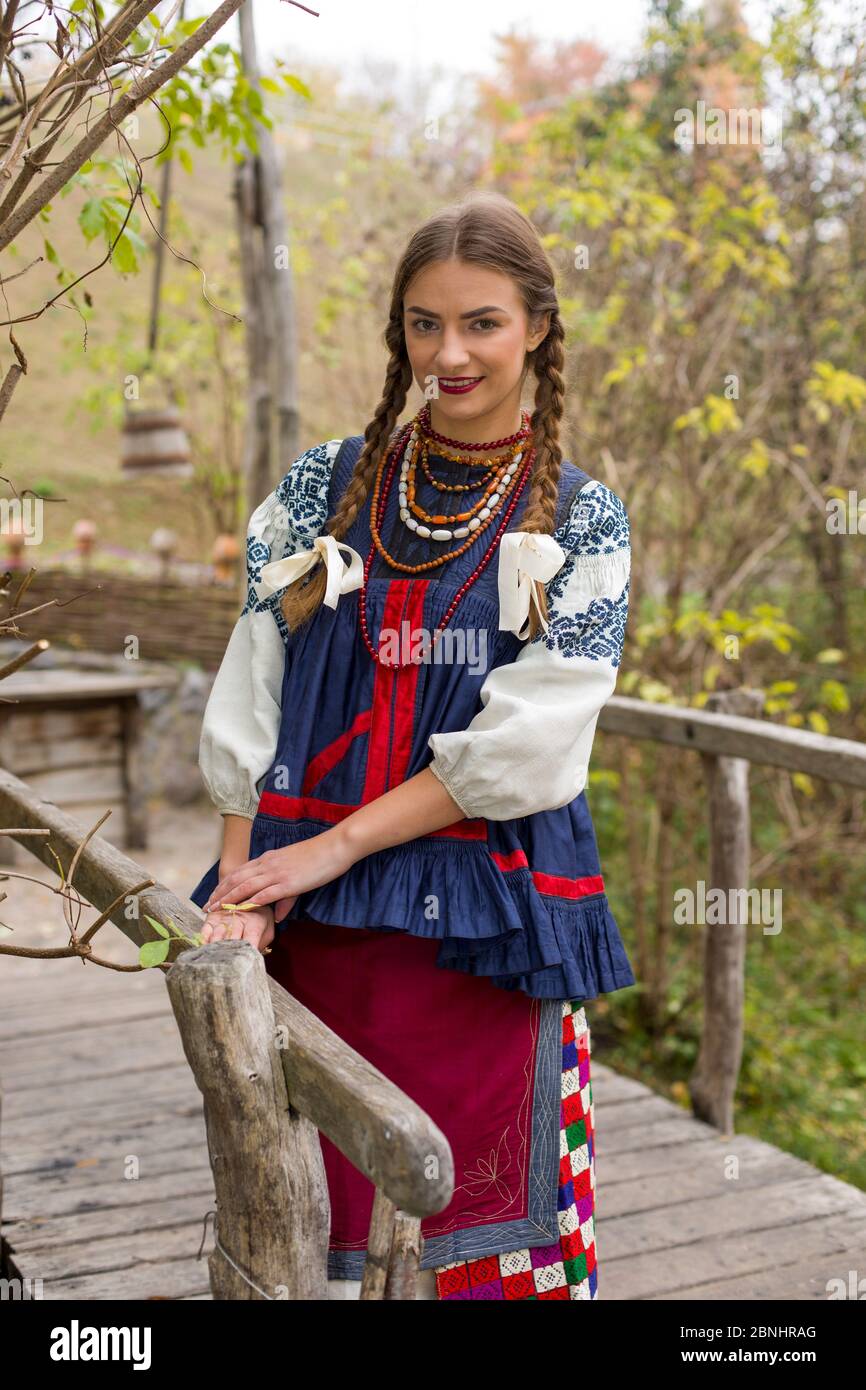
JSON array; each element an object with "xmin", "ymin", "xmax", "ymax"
[{"xmin": 251, "ymin": 0, "xmax": 779, "ymax": 88}]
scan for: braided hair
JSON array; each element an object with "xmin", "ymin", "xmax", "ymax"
[{"xmin": 280, "ymin": 190, "xmax": 567, "ymax": 642}]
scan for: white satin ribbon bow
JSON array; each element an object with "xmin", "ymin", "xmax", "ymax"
[
  {"xmin": 498, "ymin": 531, "xmax": 566, "ymax": 639},
  {"xmin": 259, "ymin": 535, "xmax": 364, "ymax": 610}
]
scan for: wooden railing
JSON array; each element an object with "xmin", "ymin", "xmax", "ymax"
[
  {"xmin": 2, "ymin": 689, "xmax": 864, "ymax": 1291},
  {"xmin": 0, "ymin": 768, "xmax": 454, "ymax": 1300},
  {"xmin": 598, "ymin": 689, "xmax": 866, "ymax": 1133}
]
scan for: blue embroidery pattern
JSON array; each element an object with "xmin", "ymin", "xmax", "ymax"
[
  {"xmin": 240, "ymin": 441, "xmax": 337, "ymax": 639},
  {"xmin": 552, "ymin": 479, "xmax": 630, "ymax": 558},
  {"xmin": 274, "ymin": 439, "xmax": 335, "ymax": 537},
  {"xmin": 536, "ymin": 481, "xmax": 631, "ymax": 666}
]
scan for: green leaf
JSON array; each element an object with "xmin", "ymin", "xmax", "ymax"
[
  {"xmin": 178, "ymin": 145, "xmax": 193, "ymax": 174},
  {"xmin": 139, "ymin": 938, "xmax": 171, "ymax": 968},
  {"xmin": 144, "ymin": 915, "xmax": 170, "ymax": 938},
  {"xmin": 807, "ymin": 710, "xmax": 830, "ymax": 736},
  {"xmin": 79, "ymin": 199, "xmax": 104, "ymax": 240},
  {"xmin": 820, "ymin": 679, "xmax": 850, "ymax": 714},
  {"xmin": 111, "ymin": 233, "xmax": 138, "ymax": 274},
  {"xmin": 284, "ymin": 73, "xmax": 313, "ymax": 100}
]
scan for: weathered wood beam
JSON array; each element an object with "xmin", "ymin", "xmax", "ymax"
[
  {"xmin": 599, "ymin": 695, "xmax": 866, "ymax": 789},
  {"xmin": 166, "ymin": 940, "xmax": 329, "ymax": 1300}
]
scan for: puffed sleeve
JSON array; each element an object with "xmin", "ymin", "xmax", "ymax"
[
  {"xmin": 198, "ymin": 439, "xmax": 342, "ymax": 818},
  {"xmin": 426, "ymin": 479, "xmax": 631, "ymax": 821}
]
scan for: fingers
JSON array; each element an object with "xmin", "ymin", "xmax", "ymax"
[
  {"xmin": 204, "ymin": 871, "xmax": 271, "ymax": 911},
  {"xmin": 200, "ymin": 907, "xmax": 274, "ymax": 954},
  {"xmin": 201, "ymin": 912, "xmax": 244, "ymax": 944},
  {"xmin": 240, "ymin": 918, "xmax": 275, "ymax": 955},
  {"xmin": 204, "ymin": 851, "xmax": 279, "ymax": 909},
  {"xmin": 203, "ymin": 866, "xmax": 248, "ymax": 909}
]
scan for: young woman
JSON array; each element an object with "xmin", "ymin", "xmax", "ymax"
[{"xmin": 188, "ymin": 190, "xmax": 635, "ymax": 1301}]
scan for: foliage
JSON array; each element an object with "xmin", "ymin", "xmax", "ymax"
[{"xmin": 140, "ymin": 913, "xmax": 203, "ymax": 968}]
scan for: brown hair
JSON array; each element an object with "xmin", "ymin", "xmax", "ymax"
[{"xmin": 280, "ymin": 189, "xmax": 566, "ymax": 641}]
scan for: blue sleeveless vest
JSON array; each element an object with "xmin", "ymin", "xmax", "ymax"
[{"xmin": 189, "ymin": 434, "xmax": 636, "ymax": 1001}]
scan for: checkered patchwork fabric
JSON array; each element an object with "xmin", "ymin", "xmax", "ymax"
[{"xmin": 433, "ymin": 1000, "xmax": 597, "ymax": 1300}]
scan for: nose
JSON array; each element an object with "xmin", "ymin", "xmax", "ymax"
[{"xmin": 434, "ymin": 326, "xmax": 473, "ymax": 374}]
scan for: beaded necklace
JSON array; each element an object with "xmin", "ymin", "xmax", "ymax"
[
  {"xmin": 358, "ymin": 413, "xmax": 537, "ymax": 667},
  {"xmin": 401, "ymin": 431, "xmax": 524, "ymax": 534},
  {"xmin": 418, "ymin": 402, "xmax": 532, "ymax": 453}
]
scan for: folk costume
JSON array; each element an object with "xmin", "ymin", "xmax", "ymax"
[{"xmin": 189, "ymin": 407, "xmax": 635, "ymax": 1300}]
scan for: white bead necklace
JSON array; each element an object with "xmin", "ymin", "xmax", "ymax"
[{"xmin": 396, "ymin": 428, "xmax": 523, "ymax": 542}]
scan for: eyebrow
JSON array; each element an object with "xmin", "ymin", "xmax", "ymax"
[{"xmin": 405, "ymin": 305, "xmax": 507, "ymax": 319}]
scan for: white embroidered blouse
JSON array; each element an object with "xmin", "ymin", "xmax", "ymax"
[{"xmin": 198, "ymin": 438, "xmax": 631, "ymax": 822}]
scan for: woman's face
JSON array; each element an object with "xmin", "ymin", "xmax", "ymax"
[{"xmin": 402, "ymin": 258, "xmax": 549, "ymax": 438}]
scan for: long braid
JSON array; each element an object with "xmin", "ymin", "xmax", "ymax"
[
  {"xmin": 279, "ymin": 321, "xmax": 413, "ymax": 634},
  {"xmin": 519, "ymin": 311, "xmax": 567, "ymax": 642}
]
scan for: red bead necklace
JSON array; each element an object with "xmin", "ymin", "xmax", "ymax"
[
  {"xmin": 358, "ymin": 419, "xmax": 536, "ymax": 667},
  {"xmin": 418, "ymin": 402, "xmax": 532, "ymax": 453}
]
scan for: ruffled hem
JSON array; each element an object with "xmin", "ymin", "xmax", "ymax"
[{"xmin": 186, "ymin": 816, "xmax": 636, "ymax": 1002}]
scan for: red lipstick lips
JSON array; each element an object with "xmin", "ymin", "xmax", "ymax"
[{"xmin": 437, "ymin": 376, "xmax": 483, "ymax": 395}]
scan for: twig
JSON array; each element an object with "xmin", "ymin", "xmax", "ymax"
[
  {"xmin": 0, "ymin": 0, "xmax": 249, "ymax": 253},
  {"xmin": 0, "ymin": 637, "xmax": 49, "ymax": 682},
  {"xmin": 79, "ymin": 877, "xmax": 156, "ymax": 943}
]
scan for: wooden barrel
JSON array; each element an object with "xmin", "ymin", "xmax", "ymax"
[{"xmin": 121, "ymin": 406, "xmax": 193, "ymax": 478}]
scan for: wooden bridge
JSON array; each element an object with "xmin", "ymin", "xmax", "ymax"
[
  {"xmin": 3, "ymin": 931, "xmax": 865, "ymax": 1300},
  {"xmin": 2, "ymin": 690, "xmax": 865, "ymax": 1300}
]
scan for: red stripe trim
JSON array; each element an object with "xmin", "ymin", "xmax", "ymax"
[
  {"xmin": 259, "ymin": 793, "xmax": 354, "ymax": 823},
  {"xmin": 427, "ymin": 819, "xmax": 488, "ymax": 841},
  {"xmin": 256, "ymin": 794, "xmax": 604, "ymax": 893},
  {"xmin": 387, "ymin": 581, "xmax": 427, "ymax": 790},
  {"xmin": 533, "ymin": 870, "xmax": 605, "ymax": 898},
  {"xmin": 256, "ymin": 790, "xmax": 485, "ymax": 838},
  {"xmin": 490, "ymin": 847, "xmax": 530, "ymax": 873},
  {"xmin": 489, "ymin": 848, "xmax": 604, "ymax": 898},
  {"xmin": 361, "ymin": 581, "xmax": 411, "ymax": 803},
  {"xmin": 301, "ymin": 709, "xmax": 373, "ymax": 795}
]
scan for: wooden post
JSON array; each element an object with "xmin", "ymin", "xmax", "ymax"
[
  {"xmin": 689, "ymin": 689, "xmax": 763, "ymax": 1132},
  {"xmin": 120, "ymin": 695, "xmax": 147, "ymax": 850},
  {"xmin": 166, "ymin": 940, "xmax": 329, "ymax": 1299},
  {"xmin": 359, "ymin": 1188, "xmax": 396, "ymax": 1301},
  {"xmin": 384, "ymin": 1212, "xmax": 423, "ymax": 1301},
  {"xmin": 235, "ymin": 0, "xmax": 299, "ymax": 510},
  {"xmin": 359, "ymin": 1199, "xmax": 423, "ymax": 1301}
]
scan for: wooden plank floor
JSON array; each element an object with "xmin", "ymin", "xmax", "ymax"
[
  {"xmin": 2, "ymin": 802, "xmax": 865, "ymax": 1301},
  {"xmin": 3, "ymin": 947, "xmax": 866, "ymax": 1300}
]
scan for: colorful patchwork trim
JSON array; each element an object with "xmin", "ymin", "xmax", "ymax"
[{"xmin": 433, "ymin": 1000, "xmax": 597, "ymax": 1300}]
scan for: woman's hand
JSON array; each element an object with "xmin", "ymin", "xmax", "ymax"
[
  {"xmin": 200, "ymin": 902, "xmax": 275, "ymax": 953},
  {"xmin": 203, "ymin": 827, "xmax": 357, "ymax": 921}
]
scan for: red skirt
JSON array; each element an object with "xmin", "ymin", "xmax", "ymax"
[{"xmin": 265, "ymin": 916, "xmax": 597, "ymax": 1300}]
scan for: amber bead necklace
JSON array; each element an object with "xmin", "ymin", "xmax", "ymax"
[
  {"xmin": 358, "ymin": 411, "xmax": 536, "ymax": 667},
  {"xmin": 418, "ymin": 437, "xmax": 504, "ymax": 493},
  {"xmin": 401, "ymin": 431, "xmax": 524, "ymax": 531},
  {"xmin": 397, "ymin": 408, "xmax": 531, "ymax": 540}
]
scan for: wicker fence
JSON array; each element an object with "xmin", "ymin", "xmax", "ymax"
[{"xmin": 17, "ymin": 568, "xmax": 240, "ymax": 669}]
